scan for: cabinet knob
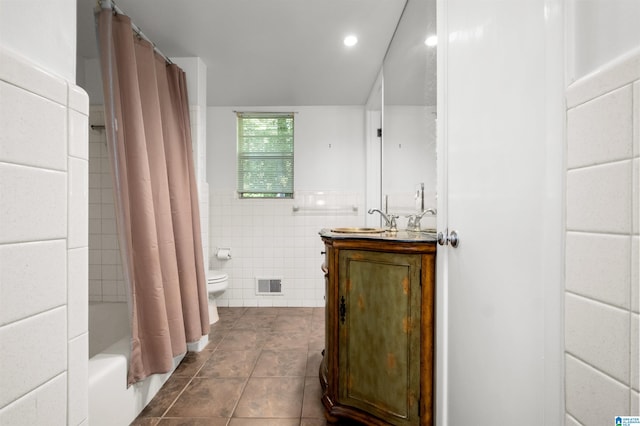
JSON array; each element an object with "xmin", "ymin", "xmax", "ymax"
[{"xmin": 321, "ymin": 251, "xmax": 326, "ymax": 255}]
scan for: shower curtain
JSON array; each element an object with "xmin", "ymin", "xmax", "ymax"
[{"xmin": 96, "ymin": 8, "xmax": 209, "ymax": 385}]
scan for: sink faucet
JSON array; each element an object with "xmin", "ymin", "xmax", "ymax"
[
  {"xmin": 406, "ymin": 208, "xmax": 436, "ymax": 231},
  {"xmin": 368, "ymin": 209, "xmax": 399, "ymax": 232}
]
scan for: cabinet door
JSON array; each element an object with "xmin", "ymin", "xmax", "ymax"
[{"xmin": 338, "ymin": 250, "xmax": 422, "ymax": 425}]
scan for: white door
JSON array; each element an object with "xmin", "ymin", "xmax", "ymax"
[{"xmin": 435, "ymin": 1, "xmax": 565, "ymax": 425}]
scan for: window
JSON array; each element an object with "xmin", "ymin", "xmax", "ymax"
[{"xmin": 237, "ymin": 112, "xmax": 294, "ymax": 198}]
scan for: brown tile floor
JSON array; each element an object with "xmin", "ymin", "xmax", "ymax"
[{"xmin": 131, "ymin": 307, "xmax": 329, "ymax": 426}]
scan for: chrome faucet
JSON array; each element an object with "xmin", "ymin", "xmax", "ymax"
[
  {"xmin": 368, "ymin": 209, "xmax": 399, "ymax": 232},
  {"xmin": 406, "ymin": 208, "xmax": 436, "ymax": 231}
]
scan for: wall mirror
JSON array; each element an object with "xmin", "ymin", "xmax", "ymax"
[{"xmin": 376, "ymin": 0, "xmax": 437, "ymax": 225}]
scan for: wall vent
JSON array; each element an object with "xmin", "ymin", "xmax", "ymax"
[{"xmin": 256, "ymin": 278, "xmax": 283, "ymax": 295}]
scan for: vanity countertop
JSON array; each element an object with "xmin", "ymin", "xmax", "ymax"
[{"xmin": 319, "ymin": 228, "xmax": 437, "ymax": 243}]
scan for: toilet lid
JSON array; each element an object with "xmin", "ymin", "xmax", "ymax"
[{"xmin": 207, "ymin": 269, "xmax": 228, "ymax": 283}]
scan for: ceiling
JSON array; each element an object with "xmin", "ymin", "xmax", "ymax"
[{"xmin": 76, "ymin": 0, "xmax": 408, "ymax": 106}]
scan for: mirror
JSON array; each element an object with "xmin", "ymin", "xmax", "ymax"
[{"xmin": 380, "ymin": 0, "xmax": 437, "ymax": 227}]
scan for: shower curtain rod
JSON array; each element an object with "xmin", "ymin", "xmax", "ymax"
[{"xmin": 98, "ymin": 0, "xmax": 173, "ymax": 65}]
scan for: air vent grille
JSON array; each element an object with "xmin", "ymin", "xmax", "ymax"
[{"xmin": 256, "ymin": 278, "xmax": 283, "ymax": 295}]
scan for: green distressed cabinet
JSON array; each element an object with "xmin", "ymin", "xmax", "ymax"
[{"xmin": 320, "ymin": 234, "xmax": 436, "ymax": 426}]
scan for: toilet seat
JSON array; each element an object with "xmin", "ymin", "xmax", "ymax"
[{"xmin": 207, "ymin": 269, "xmax": 228, "ymax": 284}]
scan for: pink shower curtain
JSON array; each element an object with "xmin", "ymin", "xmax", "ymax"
[{"xmin": 96, "ymin": 9, "xmax": 209, "ymax": 385}]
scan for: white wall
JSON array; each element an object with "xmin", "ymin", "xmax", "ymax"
[
  {"xmin": 208, "ymin": 106, "xmax": 366, "ymax": 192},
  {"xmin": 0, "ymin": 0, "xmax": 77, "ymax": 82},
  {"xmin": 567, "ymin": 0, "xmax": 640, "ymax": 83},
  {"xmin": 564, "ymin": 49, "xmax": 640, "ymax": 425},
  {"xmin": 80, "ymin": 58, "xmax": 104, "ymax": 105},
  {"xmin": 0, "ymin": 4, "xmax": 89, "ymax": 423},
  {"xmin": 207, "ymin": 106, "xmax": 367, "ymax": 307}
]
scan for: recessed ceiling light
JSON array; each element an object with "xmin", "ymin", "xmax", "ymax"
[
  {"xmin": 425, "ymin": 35, "xmax": 438, "ymax": 47},
  {"xmin": 344, "ymin": 35, "xmax": 358, "ymax": 47}
]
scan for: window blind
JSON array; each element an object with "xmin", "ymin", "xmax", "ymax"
[{"xmin": 237, "ymin": 112, "xmax": 294, "ymax": 198}]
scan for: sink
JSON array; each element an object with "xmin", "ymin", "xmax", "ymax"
[{"xmin": 330, "ymin": 227, "xmax": 386, "ymax": 234}]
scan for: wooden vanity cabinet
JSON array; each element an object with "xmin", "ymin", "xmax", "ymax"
[{"xmin": 320, "ymin": 236, "xmax": 436, "ymax": 426}]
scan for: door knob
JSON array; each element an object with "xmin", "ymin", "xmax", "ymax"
[
  {"xmin": 437, "ymin": 229, "xmax": 460, "ymax": 248},
  {"xmin": 449, "ymin": 230, "xmax": 459, "ymax": 248}
]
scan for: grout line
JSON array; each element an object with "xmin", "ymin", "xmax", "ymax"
[
  {"xmin": 158, "ymin": 374, "xmax": 196, "ymax": 420},
  {"xmin": 566, "ymin": 157, "xmax": 634, "ymax": 173},
  {"xmin": 0, "ymin": 159, "xmax": 68, "ymax": 174},
  {"xmin": 565, "ymin": 352, "xmax": 631, "ymax": 388},
  {"xmin": 228, "ymin": 348, "xmax": 262, "ymax": 420},
  {"xmin": 565, "ymin": 289, "xmax": 632, "ymax": 313},
  {"xmin": 0, "ymin": 237, "xmax": 68, "ymax": 247},
  {"xmin": 565, "ymin": 229, "xmax": 635, "ymax": 237},
  {"xmin": 224, "ymin": 308, "xmax": 265, "ymax": 420},
  {"xmin": 157, "ymin": 328, "xmax": 221, "ymax": 420}
]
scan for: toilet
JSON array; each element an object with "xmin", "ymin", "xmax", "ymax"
[{"xmin": 206, "ymin": 269, "xmax": 228, "ymax": 324}]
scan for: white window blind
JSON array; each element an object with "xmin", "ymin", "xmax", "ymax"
[{"xmin": 237, "ymin": 112, "xmax": 294, "ymax": 198}]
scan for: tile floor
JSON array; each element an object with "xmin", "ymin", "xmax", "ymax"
[{"xmin": 131, "ymin": 307, "xmax": 330, "ymax": 425}]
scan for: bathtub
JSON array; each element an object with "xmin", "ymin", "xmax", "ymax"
[{"xmin": 88, "ymin": 302, "xmax": 185, "ymax": 426}]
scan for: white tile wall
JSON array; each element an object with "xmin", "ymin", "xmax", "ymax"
[
  {"xmin": 0, "ymin": 307, "xmax": 67, "ymax": 408},
  {"xmin": 0, "ymin": 163, "xmax": 67, "ymax": 243},
  {"xmin": 566, "ymin": 160, "xmax": 632, "ymax": 234},
  {"xmin": 67, "ymin": 334, "xmax": 88, "ymax": 425},
  {"xmin": 0, "ymin": 80, "xmax": 67, "ymax": 170},
  {"xmin": 632, "ymin": 313, "xmax": 639, "ymax": 391},
  {"xmin": 0, "ymin": 240, "xmax": 66, "ymax": 326},
  {"xmin": 565, "ymin": 48, "xmax": 640, "ymax": 423},
  {"xmin": 565, "ymin": 293, "xmax": 630, "ymax": 383},
  {"xmin": 68, "ymin": 247, "xmax": 88, "ymax": 340},
  {"xmin": 88, "ymin": 107, "xmax": 126, "ymax": 302},
  {"xmin": 209, "ymin": 190, "xmax": 365, "ymax": 307},
  {"xmin": 634, "ymin": 157, "xmax": 639, "ymax": 235},
  {"xmin": 633, "ymin": 236, "xmax": 639, "ymax": 313},
  {"xmin": 69, "ymin": 109, "xmax": 89, "ymax": 161},
  {"xmin": 0, "ymin": 47, "xmax": 89, "ymax": 424},
  {"xmin": 567, "ymin": 85, "xmax": 633, "ymax": 169},
  {"xmin": 565, "ymin": 232, "xmax": 630, "ymax": 308},
  {"xmin": 68, "ymin": 157, "xmax": 89, "ymax": 248},
  {"xmin": 67, "ymin": 67, "xmax": 91, "ymax": 426},
  {"xmin": 566, "ymin": 355, "xmax": 630, "ymax": 426},
  {"xmin": 0, "ymin": 373, "xmax": 67, "ymax": 426}
]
